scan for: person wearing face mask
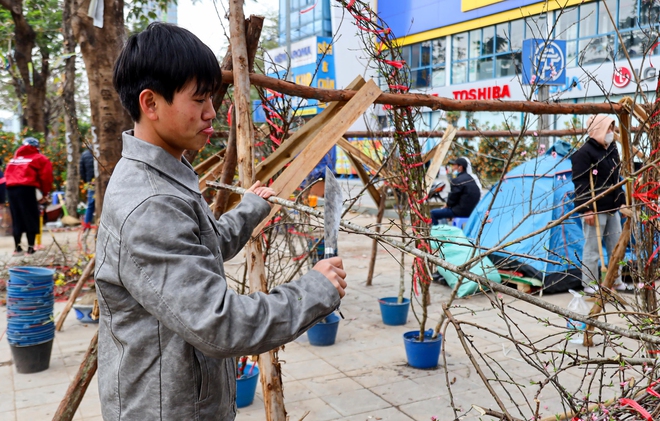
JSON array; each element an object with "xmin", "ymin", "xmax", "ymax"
[
  {"xmin": 571, "ymin": 114, "xmax": 627, "ymax": 294},
  {"xmin": 430, "ymin": 157, "xmax": 481, "ymax": 225}
]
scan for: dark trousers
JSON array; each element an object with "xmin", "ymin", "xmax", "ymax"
[
  {"xmin": 8, "ymin": 186, "xmax": 39, "ymax": 247},
  {"xmin": 430, "ymin": 207, "xmax": 456, "ymax": 225}
]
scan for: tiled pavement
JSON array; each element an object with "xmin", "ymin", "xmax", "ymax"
[{"xmin": 0, "ymin": 218, "xmax": 632, "ymax": 421}]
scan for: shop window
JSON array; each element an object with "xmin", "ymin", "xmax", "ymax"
[
  {"xmin": 509, "ymin": 20, "xmax": 524, "ymax": 51},
  {"xmin": 495, "ymin": 24, "xmax": 510, "ymax": 53},
  {"xmin": 598, "ymin": 0, "xmax": 616, "ymax": 33},
  {"xmin": 619, "ymin": 0, "xmax": 637, "ymax": 30},
  {"xmin": 555, "ymin": 8, "xmax": 578, "ymax": 40},
  {"xmin": 431, "ymin": 39, "xmax": 446, "ymax": 87},
  {"xmin": 452, "ymin": 61, "xmax": 467, "ymax": 84},
  {"xmin": 579, "ymin": 3, "xmax": 597, "ymax": 38},
  {"xmin": 452, "ymin": 34, "xmax": 468, "ymax": 61},
  {"xmin": 579, "ymin": 35, "xmax": 614, "ymax": 65}
]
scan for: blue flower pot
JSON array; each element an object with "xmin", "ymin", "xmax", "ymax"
[
  {"xmin": 306, "ymin": 312, "xmax": 340, "ymax": 346},
  {"xmin": 236, "ymin": 362, "xmax": 259, "ymax": 408},
  {"xmin": 378, "ymin": 297, "xmax": 410, "ymax": 325},
  {"xmin": 403, "ymin": 330, "xmax": 442, "ymax": 369}
]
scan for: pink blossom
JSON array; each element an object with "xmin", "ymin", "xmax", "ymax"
[
  {"xmin": 431, "ymin": 417, "xmax": 438, "ymax": 421},
  {"xmin": 638, "ymin": 283, "xmax": 645, "ymax": 289},
  {"xmin": 552, "ymin": 151, "xmax": 557, "ymax": 158},
  {"xmin": 521, "ymin": 151, "xmax": 527, "ymax": 156},
  {"xmin": 592, "ymin": 169, "xmax": 598, "ymax": 175},
  {"xmin": 540, "ymin": 144, "xmax": 546, "ymax": 149},
  {"xmin": 530, "ymin": 75, "xmax": 537, "ymax": 83},
  {"xmin": 485, "ymin": 210, "xmax": 490, "ymax": 217},
  {"xmin": 487, "ymin": 219, "xmax": 493, "ymax": 223},
  {"xmin": 533, "ymin": 131, "xmax": 538, "ymax": 136}
]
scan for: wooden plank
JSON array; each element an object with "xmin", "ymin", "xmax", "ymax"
[
  {"xmin": 193, "ymin": 149, "xmax": 226, "ymax": 177},
  {"xmin": 198, "ymin": 160, "xmax": 226, "ymax": 193},
  {"xmin": 424, "ymin": 125, "xmax": 456, "ymax": 193},
  {"xmin": 345, "ymin": 151, "xmax": 381, "ymax": 206},
  {"xmin": 337, "ymin": 137, "xmax": 390, "ymax": 178},
  {"xmin": 254, "ymin": 79, "xmax": 382, "ymax": 234},
  {"xmin": 255, "ymin": 76, "xmax": 367, "ymax": 182}
]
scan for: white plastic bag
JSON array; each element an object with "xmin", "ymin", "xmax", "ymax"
[{"xmin": 566, "ymin": 289, "xmax": 590, "ymax": 344}]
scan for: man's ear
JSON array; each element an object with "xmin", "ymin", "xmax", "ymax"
[{"xmin": 138, "ymin": 89, "xmax": 159, "ymax": 122}]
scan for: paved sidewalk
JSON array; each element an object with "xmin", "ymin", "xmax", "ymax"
[{"xmin": 0, "ymin": 215, "xmax": 617, "ymax": 421}]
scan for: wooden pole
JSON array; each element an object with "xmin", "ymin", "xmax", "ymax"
[
  {"xmin": 55, "ymin": 257, "xmax": 96, "ymax": 331},
  {"xmin": 366, "ymin": 189, "xmax": 386, "ymax": 286},
  {"xmin": 52, "ymin": 331, "xmax": 98, "ymax": 421},
  {"xmin": 213, "ymin": 107, "xmax": 237, "ymax": 218},
  {"xmin": 228, "ymin": 2, "xmax": 286, "ymax": 420},
  {"xmin": 220, "ymin": 70, "xmax": 625, "ymax": 115}
]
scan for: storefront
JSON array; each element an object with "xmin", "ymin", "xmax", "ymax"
[{"xmin": 375, "ymin": 0, "xmax": 660, "ymax": 132}]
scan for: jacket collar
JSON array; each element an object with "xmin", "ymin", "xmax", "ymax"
[{"xmin": 121, "ymin": 131, "xmax": 200, "ymax": 194}]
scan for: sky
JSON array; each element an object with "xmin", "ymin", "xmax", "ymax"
[{"xmin": 178, "ymin": 0, "xmax": 279, "ymax": 57}]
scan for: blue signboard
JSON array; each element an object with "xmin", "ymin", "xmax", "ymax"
[
  {"xmin": 522, "ymin": 39, "xmax": 567, "ymax": 86},
  {"xmin": 252, "ymin": 100, "xmax": 266, "ymax": 123}
]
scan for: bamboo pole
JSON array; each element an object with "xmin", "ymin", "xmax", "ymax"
[
  {"xmin": 228, "ymin": 2, "xmax": 286, "ymax": 420},
  {"xmin": 52, "ymin": 331, "xmax": 98, "ymax": 421},
  {"xmin": 55, "ymin": 257, "xmax": 96, "ymax": 331},
  {"xmin": 219, "ymin": 70, "xmax": 625, "ymax": 115},
  {"xmin": 208, "ymin": 180, "xmax": 660, "ymax": 345}
]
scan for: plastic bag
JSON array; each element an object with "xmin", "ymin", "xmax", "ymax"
[{"xmin": 566, "ymin": 289, "xmax": 590, "ymax": 344}]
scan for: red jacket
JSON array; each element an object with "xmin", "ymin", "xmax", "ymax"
[{"xmin": 5, "ymin": 145, "xmax": 54, "ymax": 195}]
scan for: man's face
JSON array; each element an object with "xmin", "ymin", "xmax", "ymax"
[
  {"xmin": 451, "ymin": 164, "xmax": 461, "ymax": 173},
  {"xmin": 152, "ymin": 81, "xmax": 216, "ymax": 158}
]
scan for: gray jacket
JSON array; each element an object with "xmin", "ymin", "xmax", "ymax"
[{"xmin": 95, "ymin": 132, "xmax": 340, "ymax": 420}]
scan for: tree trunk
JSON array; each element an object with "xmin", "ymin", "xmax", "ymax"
[
  {"xmin": 62, "ymin": 0, "xmax": 82, "ymax": 218},
  {"xmin": 70, "ymin": 0, "xmax": 131, "ymax": 217},
  {"xmin": 1, "ymin": 0, "xmax": 49, "ymax": 134}
]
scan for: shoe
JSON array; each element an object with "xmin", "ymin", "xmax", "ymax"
[
  {"xmin": 13, "ymin": 245, "xmax": 23, "ymax": 256},
  {"xmin": 613, "ymin": 282, "xmax": 633, "ymax": 293},
  {"xmin": 26, "ymin": 246, "xmax": 35, "ymax": 255}
]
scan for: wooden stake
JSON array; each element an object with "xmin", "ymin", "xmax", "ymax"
[
  {"xmin": 55, "ymin": 257, "xmax": 96, "ymax": 331},
  {"xmin": 228, "ymin": 2, "xmax": 286, "ymax": 420},
  {"xmin": 52, "ymin": 331, "xmax": 98, "ymax": 421},
  {"xmin": 366, "ymin": 189, "xmax": 386, "ymax": 286},
  {"xmin": 424, "ymin": 125, "xmax": 456, "ymax": 193}
]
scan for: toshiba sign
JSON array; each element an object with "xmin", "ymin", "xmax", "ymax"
[{"xmin": 452, "ymin": 85, "xmax": 511, "ymax": 100}]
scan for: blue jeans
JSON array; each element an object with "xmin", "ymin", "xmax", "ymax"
[
  {"xmin": 85, "ymin": 188, "xmax": 95, "ymax": 224},
  {"xmin": 431, "ymin": 207, "xmax": 455, "ymax": 225}
]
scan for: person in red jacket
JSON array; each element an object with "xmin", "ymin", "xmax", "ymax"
[{"xmin": 5, "ymin": 137, "xmax": 53, "ymax": 255}]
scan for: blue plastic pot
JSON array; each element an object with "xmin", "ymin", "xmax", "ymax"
[
  {"xmin": 403, "ymin": 330, "xmax": 443, "ymax": 369},
  {"xmin": 236, "ymin": 363, "xmax": 260, "ymax": 408},
  {"xmin": 306, "ymin": 312, "xmax": 340, "ymax": 346},
  {"xmin": 378, "ymin": 297, "xmax": 410, "ymax": 325}
]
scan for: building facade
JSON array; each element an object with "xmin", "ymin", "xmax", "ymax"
[{"xmin": 378, "ymin": 0, "xmax": 660, "ymax": 133}]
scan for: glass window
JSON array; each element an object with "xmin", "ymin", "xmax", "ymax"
[
  {"xmin": 421, "ymin": 41, "xmax": 432, "ymax": 67},
  {"xmin": 453, "ymin": 34, "xmax": 468, "ymax": 60},
  {"xmin": 579, "ymin": 35, "xmax": 613, "ymax": 65},
  {"xmin": 400, "ymin": 45, "xmax": 411, "ymax": 65},
  {"xmin": 412, "ymin": 68, "xmax": 431, "ymax": 88},
  {"xmin": 510, "ymin": 19, "xmax": 524, "ymax": 50},
  {"xmin": 469, "ymin": 29, "xmax": 481, "ymax": 58},
  {"xmin": 555, "ymin": 7, "xmax": 578, "ymax": 40},
  {"xmin": 432, "ymin": 66, "xmax": 446, "ymax": 87},
  {"xmin": 618, "ymin": 29, "xmax": 645, "ymax": 58},
  {"xmin": 477, "ymin": 57, "xmax": 493, "ymax": 80},
  {"xmin": 619, "ymin": 0, "xmax": 637, "ymax": 30},
  {"xmin": 496, "ymin": 55, "xmax": 517, "ymax": 77},
  {"xmin": 640, "ymin": 0, "xmax": 660, "ymax": 25},
  {"xmin": 432, "ymin": 38, "xmax": 446, "ymax": 65},
  {"xmin": 579, "ymin": 2, "xmax": 597, "ymax": 38},
  {"xmin": 452, "ymin": 62, "xmax": 467, "ymax": 84},
  {"xmin": 468, "ymin": 59, "xmax": 478, "ymax": 81},
  {"xmin": 495, "ymin": 23, "xmax": 509, "ymax": 53},
  {"xmin": 525, "ymin": 15, "xmax": 547, "ymax": 39},
  {"xmin": 598, "ymin": 0, "xmax": 616, "ymax": 33},
  {"xmin": 482, "ymin": 26, "xmax": 495, "ymax": 55},
  {"xmin": 411, "ymin": 44, "xmax": 421, "ymax": 68}
]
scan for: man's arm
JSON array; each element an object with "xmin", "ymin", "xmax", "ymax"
[
  {"xmin": 445, "ymin": 180, "xmax": 463, "ymax": 209},
  {"xmin": 119, "ymin": 195, "xmax": 341, "ymax": 359},
  {"xmin": 571, "ymin": 150, "xmax": 592, "ymax": 213}
]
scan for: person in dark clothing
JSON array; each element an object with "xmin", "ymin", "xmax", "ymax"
[
  {"xmin": 431, "ymin": 157, "xmax": 481, "ymax": 225},
  {"xmin": 79, "ymin": 148, "xmax": 96, "ymax": 229},
  {"xmin": 5, "ymin": 137, "xmax": 54, "ymax": 255},
  {"xmin": 571, "ymin": 114, "xmax": 627, "ymax": 293}
]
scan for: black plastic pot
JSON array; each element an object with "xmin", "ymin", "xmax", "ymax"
[{"xmin": 10, "ymin": 339, "xmax": 53, "ymax": 374}]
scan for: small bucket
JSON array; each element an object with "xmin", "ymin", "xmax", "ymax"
[
  {"xmin": 10, "ymin": 339, "xmax": 54, "ymax": 373},
  {"xmin": 306, "ymin": 312, "xmax": 340, "ymax": 346},
  {"xmin": 236, "ymin": 363, "xmax": 260, "ymax": 408},
  {"xmin": 378, "ymin": 297, "xmax": 410, "ymax": 326},
  {"xmin": 403, "ymin": 330, "xmax": 443, "ymax": 369}
]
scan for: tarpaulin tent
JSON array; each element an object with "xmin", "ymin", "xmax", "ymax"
[{"xmin": 463, "ymin": 141, "xmax": 585, "ymax": 293}]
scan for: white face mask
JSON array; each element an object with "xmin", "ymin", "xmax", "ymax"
[{"xmin": 603, "ymin": 132, "xmax": 614, "ymax": 147}]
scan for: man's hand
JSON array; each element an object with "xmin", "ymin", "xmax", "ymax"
[
  {"xmin": 246, "ymin": 181, "xmax": 275, "ymax": 203},
  {"xmin": 583, "ymin": 210, "xmax": 595, "ymax": 226},
  {"xmin": 313, "ymin": 256, "xmax": 347, "ymax": 298}
]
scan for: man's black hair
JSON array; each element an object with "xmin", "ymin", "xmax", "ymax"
[{"xmin": 113, "ymin": 22, "xmax": 222, "ymax": 122}]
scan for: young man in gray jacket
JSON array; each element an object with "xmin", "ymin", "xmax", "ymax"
[{"xmin": 96, "ymin": 22, "xmax": 347, "ymax": 420}]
